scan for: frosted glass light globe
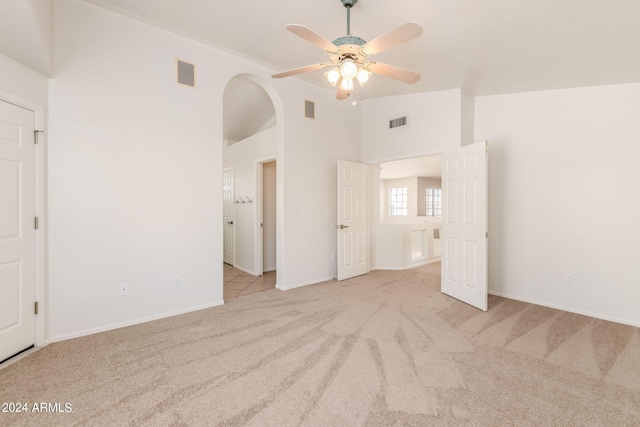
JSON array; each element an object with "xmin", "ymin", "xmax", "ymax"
[
  {"xmin": 339, "ymin": 78, "xmax": 354, "ymax": 91},
  {"xmin": 356, "ymin": 68, "xmax": 371, "ymax": 85},
  {"xmin": 326, "ymin": 67, "xmax": 340, "ymax": 86},
  {"xmin": 340, "ymin": 59, "xmax": 358, "ymax": 80}
]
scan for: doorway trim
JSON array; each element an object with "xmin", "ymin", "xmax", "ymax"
[
  {"xmin": 255, "ymin": 156, "xmax": 276, "ymax": 275},
  {"xmin": 0, "ymin": 89, "xmax": 46, "ymax": 347},
  {"xmin": 369, "ymin": 149, "xmax": 444, "ymax": 272}
]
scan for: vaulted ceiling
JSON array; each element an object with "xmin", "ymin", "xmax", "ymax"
[
  {"xmin": 83, "ymin": 0, "xmax": 640, "ymax": 99},
  {"xmin": 223, "ymin": 77, "xmax": 275, "ymax": 144},
  {"xmin": 1, "ymin": 1, "xmax": 639, "ymax": 100},
  {"xmin": 0, "ymin": 0, "xmax": 53, "ymax": 76}
]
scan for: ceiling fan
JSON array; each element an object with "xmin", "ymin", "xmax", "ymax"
[{"xmin": 272, "ymin": 0, "xmax": 423, "ymax": 100}]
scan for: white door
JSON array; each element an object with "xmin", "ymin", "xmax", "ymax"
[
  {"xmin": 441, "ymin": 141, "xmax": 488, "ymax": 311},
  {"xmin": 337, "ymin": 160, "xmax": 368, "ymax": 281},
  {"xmin": 222, "ymin": 169, "xmax": 235, "ymax": 265},
  {"xmin": 0, "ymin": 100, "xmax": 36, "ymax": 362}
]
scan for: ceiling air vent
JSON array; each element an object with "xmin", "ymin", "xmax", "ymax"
[
  {"xmin": 389, "ymin": 116, "xmax": 408, "ymax": 129},
  {"xmin": 304, "ymin": 100, "xmax": 315, "ymax": 119},
  {"xmin": 176, "ymin": 59, "xmax": 196, "ymax": 87}
]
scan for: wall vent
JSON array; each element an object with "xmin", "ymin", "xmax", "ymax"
[
  {"xmin": 176, "ymin": 59, "xmax": 196, "ymax": 87},
  {"xmin": 304, "ymin": 100, "xmax": 315, "ymax": 119},
  {"xmin": 389, "ymin": 116, "xmax": 408, "ymax": 129}
]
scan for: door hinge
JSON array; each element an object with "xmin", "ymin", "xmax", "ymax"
[
  {"xmin": 34, "ymin": 130, "xmax": 44, "ymax": 144},
  {"xmin": 34, "ymin": 301, "xmax": 39, "ymax": 315},
  {"xmin": 486, "ymin": 231, "xmax": 488, "ymax": 238},
  {"xmin": 34, "ymin": 217, "xmax": 39, "ymax": 230}
]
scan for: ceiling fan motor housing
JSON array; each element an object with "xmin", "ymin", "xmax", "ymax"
[
  {"xmin": 332, "ymin": 36, "xmax": 366, "ymax": 47},
  {"xmin": 341, "ymin": 0, "xmax": 358, "ymax": 7}
]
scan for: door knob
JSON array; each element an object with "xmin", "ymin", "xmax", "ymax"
[
  {"xmin": 228, "ymin": 221, "xmax": 234, "ymax": 225},
  {"xmin": 339, "ymin": 224, "xmax": 349, "ymax": 229}
]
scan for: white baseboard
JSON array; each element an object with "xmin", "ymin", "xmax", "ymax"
[
  {"xmin": 373, "ymin": 258, "xmax": 441, "ymax": 271},
  {"xmin": 489, "ymin": 290, "xmax": 640, "ymax": 328},
  {"xmin": 233, "ymin": 265, "xmax": 258, "ymax": 276},
  {"xmin": 276, "ymin": 276, "xmax": 334, "ymax": 291},
  {"xmin": 47, "ymin": 300, "xmax": 225, "ymax": 344}
]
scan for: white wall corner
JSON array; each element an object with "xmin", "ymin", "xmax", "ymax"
[{"xmin": 461, "ymin": 89, "xmax": 475, "ymax": 146}]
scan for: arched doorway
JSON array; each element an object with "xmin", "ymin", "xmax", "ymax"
[{"xmin": 221, "ymin": 74, "xmax": 284, "ymax": 298}]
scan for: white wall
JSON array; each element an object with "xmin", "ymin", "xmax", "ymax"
[
  {"xmin": 48, "ymin": 0, "xmax": 228, "ymax": 340},
  {"xmin": 47, "ymin": 0, "xmax": 361, "ymax": 340},
  {"xmin": 279, "ymin": 89, "xmax": 361, "ymax": 289},
  {"xmin": 475, "ymin": 82, "xmax": 640, "ymax": 327},
  {"xmin": 223, "ymin": 127, "xmax": 276, "ymax": 274},
  {"xmin": 361, "ymin": 89, "xmax": 465, "ymax": 163}
]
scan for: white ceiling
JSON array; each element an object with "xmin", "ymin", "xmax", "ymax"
[
  {"xmin": 84, "ymin": 0, "xmax": 640, "ymax": 99},
  {"xmin": 0, "ymin": 0, "xmax": 52, "ymax": 76},
  {"xmin": 380, "ymin": 154, "xmax": 442, "ymax": 180}
]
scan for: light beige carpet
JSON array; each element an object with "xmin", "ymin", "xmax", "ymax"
[{"xmin": 1, "ymin": 262, "xmax": 640, "ymax": 426}]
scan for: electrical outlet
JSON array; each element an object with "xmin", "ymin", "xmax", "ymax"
[
  {"xmin": 564, "ymin": 274, "xmax": 573, "ymax": 285},
  {"xmin": 119, "ymin": 282, "xmax": 128, "ymax": 296},
  {"xmin": 302, "ymin": 211, "xmax": 308, "ymax": 219},
  {"xmin": 331, "ymin": 253, "xmax": 335, "ymax": 261},
  {"xmin": 173, "ymin": 275, "xmax": 181, "ymax": 287}
]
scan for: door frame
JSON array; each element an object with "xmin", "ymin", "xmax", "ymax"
[
  {"xmin": 255, "ymin": 156, "xmax": 276, "ymax": 276},
  {"xmin": 0, "ymin": 89, "xmax": 46, "ymax": 347},
  {"xmin": 222, "ymin": 167, "xmax": 235, "ymax": 266}
]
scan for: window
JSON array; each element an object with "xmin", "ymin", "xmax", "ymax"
[
  {"xmin": 426, "ymin": 188, "xmax": 442, "ymax": 216},
  {"xmin": 389, "ymin": 187, "xmax": 408, "ymax": 216}
]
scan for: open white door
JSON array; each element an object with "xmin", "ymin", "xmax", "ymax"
[
  {"xmin": 337, "ymin": 160, "xmax": 368, "ymax": 281},
  {"xmin": 441, "ymin": 141, "xmax": 488, "ymax": 311},
  {"xmin": 0, "ymin": 100, "xmax": 36, "ymax": 362},
  {"xmin": 222, "ymin": 169, "xmax": 235, "ymax": 265}
]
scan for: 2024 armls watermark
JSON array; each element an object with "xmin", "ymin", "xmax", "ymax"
[{"xmin": 2, "ymin": 402, "xmax": 72, "ymax": 413}]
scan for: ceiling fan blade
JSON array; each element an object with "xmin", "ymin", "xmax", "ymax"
[
  {"xmin": 360, "ymin": 22, "xmax": 423, "ymax": 57},
  {"xmin": 286, "ymin": 24, "xmax": 339, "ymax": 53},
  {"xmin": 336, "ymin": 78, "xmax": 350, "ymax": 100},
  {"xmin": 367, "ymin": 62, "xmax": 421, "ymax": 84},
  {"xmin": 272, "ymin": 62, "xmax": 332, "ymax": 79}
]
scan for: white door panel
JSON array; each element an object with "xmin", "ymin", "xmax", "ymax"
[
  {"xmin": 223, "ymin": 169, "xmax": 235, "ymax": 265},
  {"xmin": 337, "ymin": 160, "xmax": 368, "ymax": 280},
  {"xmin": 441, "ymin": 141, "xmax": 488, "ymax": 311},
  {"xmin": 0, "ymin": 100, "xmax": 36, "ymax": 362}
]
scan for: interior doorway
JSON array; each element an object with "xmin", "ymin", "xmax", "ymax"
[
  {"xmin": 222, "ymin": 75, "xmax": 280, "ymax": 298},
  {"xmin": 374, "ymin": 153, "xmax": 443, "ymax": 271},
  {"xmin": 370, "ymin": 143, "xmax": 488, "ymax": 312},
  {"xmin": 258, "ymin": 159, "xmax": 276, "ymax": 275}
]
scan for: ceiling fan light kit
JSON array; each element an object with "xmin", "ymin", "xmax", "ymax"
[{"xmin": 272, "ymin": 0, "xmax": 423, "ymax": 100}]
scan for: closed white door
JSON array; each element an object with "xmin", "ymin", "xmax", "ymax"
[
  {"xmin": 441, "ymin": 141, "xmax": 488, "ymax": 311},
  {"xmin": 222, "ymin": 169, "xmax": 235, "ymax": 265},
  {"xmin": 337, "ymin": 160, "xmax": 368, "ymax": 281},
  {"xmin": 0, "ymin": 100, "xmax": 36, "ymax": 362}
]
